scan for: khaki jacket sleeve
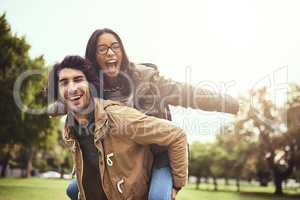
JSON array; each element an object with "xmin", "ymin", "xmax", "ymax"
[
  {"xmin": 108, "ymin": 105, "xmax": 188, "ymax": 189},
  {"xmin": 150, "ymin": 69, "xmax": 239, "ymax": 114}
]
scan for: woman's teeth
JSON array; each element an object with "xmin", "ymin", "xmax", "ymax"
[{"xmin": 106, "ymin": 60, "xmax": 117, "ymax": 67}]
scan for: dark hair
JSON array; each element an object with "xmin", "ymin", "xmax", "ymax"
[
  {"xmin": 85, "ymin": 28, "xmax": 130, "ymax": 73},
  {"xmin": 48, "ymin": 55, "xmax": 99, "ymax": 102},
  {"xmin": 85, "ymin": 28, "xmax": 132, "ymax": 96}
]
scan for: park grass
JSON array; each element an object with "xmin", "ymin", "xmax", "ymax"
[
  {"xmin": 0, "ymin": 177, "xmax": 299, "ymax": 200},
  {"xmin": 0, "ymin": 178, "xmax": 68, "ymax": 200},
  {"xmin": 177, "ymin": 183, "xmax": 300, "ymax": 200}
]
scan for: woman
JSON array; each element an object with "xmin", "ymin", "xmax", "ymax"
[{"xmin": 64, "ymin": 28, "xmax": 239, "ymax": 200}]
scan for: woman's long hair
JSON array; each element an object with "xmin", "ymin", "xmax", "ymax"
[
  {"xmin": 85, "ymin": 28, "xmax": 133, "ymax": 96},
  {"xmin": 85, "ymin": 28, "xmax": 130, "ymax": 72}
]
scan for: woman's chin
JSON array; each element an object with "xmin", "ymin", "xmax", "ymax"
[{"xmin": 106, "ymin": 71, "xmax": 119, "ymax": 79}]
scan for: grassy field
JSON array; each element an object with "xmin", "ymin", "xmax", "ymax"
[{"xmin": 0, "ymin": 178, "xmax": 299, "ymax": 200}]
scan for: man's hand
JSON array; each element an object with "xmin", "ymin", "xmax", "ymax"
[{"xmin": 172, "ymin": 188, "xmax": 178, "ymax": 200}]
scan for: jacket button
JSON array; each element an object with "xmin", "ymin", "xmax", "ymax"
[
  {"xmin": 117, "ymin": 179, "xmax": 124, "ymax": 194},
  {"xmin": 106, "ymin": 153, "xmax": 114, "ymax": 166}
]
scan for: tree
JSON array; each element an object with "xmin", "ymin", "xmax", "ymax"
[
  {"xmin": 0, "ymin": 13, "xmax": 60, "ymax": 177},
  {"xmin": 216, "ymin": 123, "xmax": 257, "ymax": 192},
  {"xmin": 286, "ymin": 84, "xmax": 300, "ymax": 186},
  {"xmin": 189, "ymin": 141, "xmax": 212, "ymax": 190},
  {"xmin": 233, "ymin": 87, "xmax": 295, "ymax": 195}
]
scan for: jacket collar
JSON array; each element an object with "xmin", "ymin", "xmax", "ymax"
[
  {"xmin": 63, "ymin": 98, "xmax": 120, "ymax": 143},
  {"xmin": 63, "ymin": 98, "xmax": 108, "ymax": 142},
  {"xmin": 93, "ymin": 98, "xmax": 109, "ymax": 142}
]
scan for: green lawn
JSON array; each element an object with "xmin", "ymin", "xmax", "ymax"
[
  {"xmin": 177, "ymin": 183, "xmax": 300, "ymax": 200},
  {"xmin": 0, "ymin": 178, "xmax": 67, "ymax": 200},
  {"xmin": 0, "ymin": 178, "xmax": 299, "ymax": 200}
]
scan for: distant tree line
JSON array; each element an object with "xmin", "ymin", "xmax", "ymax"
[{"xmin": 189, "ymin": 85, "xmax": 300, "ymax": 195}]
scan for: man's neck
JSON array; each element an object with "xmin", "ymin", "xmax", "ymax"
[
  {"xmin": 72, "ymin": 99, "xmax": 94, "ymax": 126},
  {"xmin": 73, "ymin": 112, "xmax": 89, "ymax": 126}
]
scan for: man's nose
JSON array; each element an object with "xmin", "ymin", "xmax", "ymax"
[{"xmin": 67, "ymin": 81, "xmax": 78, "ymax": 94}]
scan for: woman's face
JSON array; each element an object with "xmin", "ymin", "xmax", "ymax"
[{"xmin": 96, "ymin": 33, "xmax": 123, "ymax": 79}]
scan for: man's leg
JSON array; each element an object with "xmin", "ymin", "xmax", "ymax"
[
  {"xmin": 66, "ymin": 179, "xmax": 79, "ymax": 200},
  {"xmin": 148, "ymin": 166, "xmax": 173, "ymax": 200}
]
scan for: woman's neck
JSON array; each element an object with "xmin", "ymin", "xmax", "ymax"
[{"xmin": 105, "ymin": 76, "xmax": 120, "ymax": 88}]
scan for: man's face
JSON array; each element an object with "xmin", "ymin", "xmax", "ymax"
[
  {"xmin": 95, "ymin": 33, "xmax": 123, "ymax": 79},
  {"xmin": 58, "ymin": 68, "xmax": 91, "ymax": 113}
]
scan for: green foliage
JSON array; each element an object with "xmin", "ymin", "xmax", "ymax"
[
  {"xmin": 287, "ymin": 84, "xmax": 300, "ymax": 182},
  {"xmin": 190, "ymin": 85, "xmax": 300, "ymax": 194},
  {"xmin": 189, "ymin": 141, "xmax": 212, "ymax": 177},
  {"xmin": 0, "ymin": 13, "xmax": 62, "ymax": 176}
]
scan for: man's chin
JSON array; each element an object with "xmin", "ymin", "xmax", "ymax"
[
  {"xmin": 69, "ymin": 106, "xmax": 83, "ymax": 113},
  {"xmin": 68, "ymin": 102, "xmax": 93, "ymax": 115},
  {"xmin": 67, "ymin": 102, "xmax": 84, "ymax": 113}
]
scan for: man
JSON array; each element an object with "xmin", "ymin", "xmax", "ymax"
[{"xmin": 49, "ymin": 55, "xmax": 188, "ymax": 200}]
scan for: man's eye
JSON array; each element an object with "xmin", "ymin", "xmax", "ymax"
[
  {"xmin": 59, "ymin": 81, "xmax": 68, "ymax": 86},
  {"xmin": 74, "ymin": 78, "xmax": 84, "ymax": 83}
]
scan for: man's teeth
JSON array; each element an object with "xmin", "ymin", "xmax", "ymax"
[{"xmin": 69, "ymin": 95, "xmax": 81, "ymax": 101}]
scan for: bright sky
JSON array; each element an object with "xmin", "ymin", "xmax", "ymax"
[{"xmin": 1, "ymin": 0, "xmax": 300, "ymax": 142}]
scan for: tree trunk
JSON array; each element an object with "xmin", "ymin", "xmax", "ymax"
[
  {"xmin": 60, "ymin": 165, "xmax": 64, "ymax": 179},
  {"xmin": 205, "ymin": 176, "xmax": 209, "ymax": 184},
  {"xmin": 236, "ymin": 177, "xmax": 240, "ymax": 192},
  {"xmin": 247, "ymin": 177, "xmax": 252, "ymax": 184},
  {"xmin": 258, "ymin": 173, "xmax": 269, "ymax": 186},
  {"xmin": 213, "ymin": 176, "xmax": 218, "ymax": 191},
  {"xmin": 225, "ymin": 176, "xmax": 229, "ymax": 186},
  {"xmin": 274, "ymin": 174, "xmax": 283, "ymax": 195},
  {"xmin": 25, "ymin": 148, "xmax": 34, "ymax": 178},
  {"xmin": 196, "ymin": 176, "xmax": 201, "ymax": 190},
  {"xmin": 0, "ymin": 151, "xmax": 11, "ymax": 177}
]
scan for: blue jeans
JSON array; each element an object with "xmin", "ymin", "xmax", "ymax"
[
  {"xmin": 66, "ymin": 179, "xmax": 78, "ymax": 200},
  {"xmin": 148, "ymin": 166, "xmax": 173, "ymax": 200},
  {"xmin": 66, "ymin": 166, "xmax": 173, "ymax": 200}
]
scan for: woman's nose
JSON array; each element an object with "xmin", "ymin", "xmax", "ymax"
[{"xmin": 106, "ymin": 47, "xmax": 115, "ymax": 56}]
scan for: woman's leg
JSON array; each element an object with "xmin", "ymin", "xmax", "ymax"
[
  {"xmin": 148, "ymin": 166, "xmax": 173, "ymax": 200},
  {"xmin": 66, "ymin": 179, "xmax": 79, "ymax": 200}
]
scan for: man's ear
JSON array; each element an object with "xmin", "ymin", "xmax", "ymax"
[
  {"xmin": 47, "ymin": 68, "xmax": 60, "ymax": 103},
  {"xmin": 47, "ymin": 100, "xmax": 67, "ymax": 117}
]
